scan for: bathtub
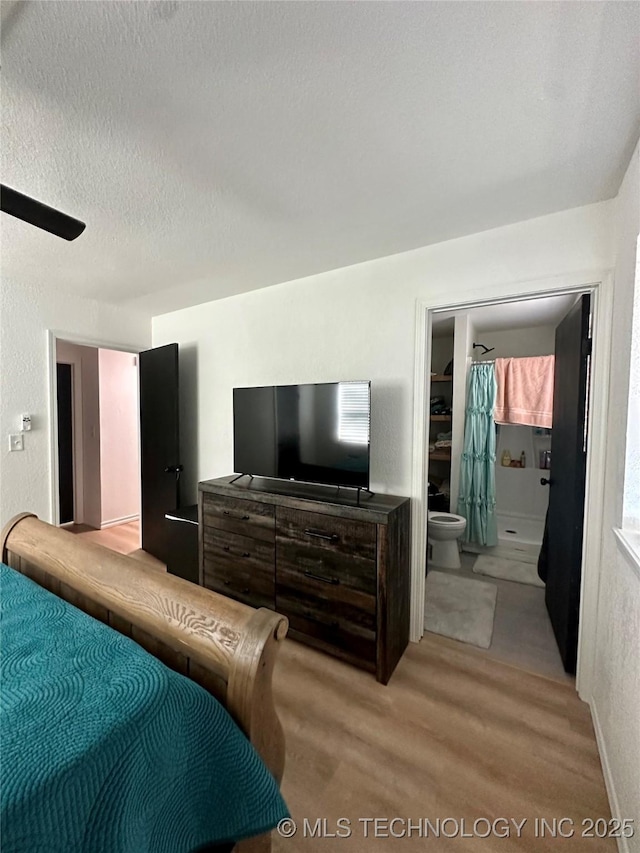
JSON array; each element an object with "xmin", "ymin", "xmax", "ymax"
[{"xmin": 463, "ymin": 512, "xmax": 544, "ymax": 564}]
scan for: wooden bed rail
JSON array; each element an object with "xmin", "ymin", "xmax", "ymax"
[{"xmin": 1, "ymin": 514, "xmax": 288, "ymax": 787}]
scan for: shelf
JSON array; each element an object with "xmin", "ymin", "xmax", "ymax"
[
  {"xmin": 430, "ymin": 415, "xmax": 452, "ymax": 422},
  {"xmin": 429, "ymin": 451, "xmax": 452, "ymax": 461},
  {"xmin": 431, "ymin": 374, "xmax": 453, "ymax": 382}
]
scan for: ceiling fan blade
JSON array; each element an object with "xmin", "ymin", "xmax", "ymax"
[{"xmin": 1, "ymin": 184, "xmax": 86, "ymax": 241}]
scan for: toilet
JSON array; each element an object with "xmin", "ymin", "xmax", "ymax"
[{"xmin": 427, "ymin": 511, "xmax": 467, "ymax": 569}]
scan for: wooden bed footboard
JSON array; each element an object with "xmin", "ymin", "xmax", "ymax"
[{"xmin": 1, "ymin": 513, "xmax": 288, "ymax": 852}]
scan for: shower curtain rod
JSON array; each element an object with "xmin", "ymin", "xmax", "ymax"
[{"xmin": 472, "ymin": 359, "xmax": 495, "ymax": 365}]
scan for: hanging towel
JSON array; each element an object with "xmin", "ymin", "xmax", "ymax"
[{"xmin": 494, "ymin": 355, "xmax": 555, "ymax": 429}]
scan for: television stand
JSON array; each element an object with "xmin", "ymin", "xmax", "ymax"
[{"xmin": 198, "ymin": 475, "xmax": 411, "ymax": 684}]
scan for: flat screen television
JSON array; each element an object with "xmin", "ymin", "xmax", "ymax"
[{"xmin": 233, "ymin": 381, "xmax": 371, "ymax": 489}]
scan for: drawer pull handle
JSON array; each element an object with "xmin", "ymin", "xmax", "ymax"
[
  {"xmin": 304, "ymin": 528, "xmax": 339, "ymax": 543},
  {"xmin": 223, "ymin": 545, "xmax": 230, "ymax": 552},
  {"xmin": 303, "ymin": 570, "xmax": 340, "ymax": 586},
  {"xmin": 223, "ymin": 580, "xmax": 231, "ymax": 586},
  {"xmin": 242, "ymin": 552, "xmax": 250, "ymax": 558},
  {"xmin": 242, "ymin": 587, "xmax": 250, "ymax": 595},
  {"xmin": 223, "ymin": 511, "xmax": 251, "ymax": 521}
]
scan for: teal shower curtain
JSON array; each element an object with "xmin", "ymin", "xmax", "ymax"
[{"xmin": 457, "ymin": 363, "xmax": 498, "ymax": 546}]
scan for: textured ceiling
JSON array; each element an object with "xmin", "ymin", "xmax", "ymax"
[{"xmin": 2, "ymin": 1, "xmax": 639, "ymax": 315}]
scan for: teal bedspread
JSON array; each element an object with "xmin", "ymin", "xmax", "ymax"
[{"xmin": 0, "ymin": 563, "xmax": 288, "ymax": 852}]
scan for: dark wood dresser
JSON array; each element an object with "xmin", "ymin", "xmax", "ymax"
[{"xmin": 198, "ymin": 476, "xmax": 411, "ymax": 684}]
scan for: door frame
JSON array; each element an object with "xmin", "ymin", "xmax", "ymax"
[
  {"xmin": 53, "ymin": 359, "xmax": 81, "ymax": 525},
  {"xmin": 410, "ymin": 270, "xmax": 613, "ymax": 703},
  {"xmin": 47, "ymin": 331, "xmax": 141, "ymax": 529}
]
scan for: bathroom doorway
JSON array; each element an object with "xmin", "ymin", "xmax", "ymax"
[{"xmin": 420, "ymin": 287, "xmax": 602, "ymax": 682}]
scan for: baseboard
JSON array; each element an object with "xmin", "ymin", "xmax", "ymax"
[
  {"xmin": 100, "ymin": 514, "xmax": 139, "ymax": 530},
  {"xmin": 590, "ymin": 699, "xmax": 630, "ymax": 853}
]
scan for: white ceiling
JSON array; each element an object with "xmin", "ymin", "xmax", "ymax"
[
  {"xmin": 433, "ymin": 293, "xmax": 578, "ymax": 336},
  {"xmin": 2, "ymin": 1, "xmax": 638, "ymax": 315}
]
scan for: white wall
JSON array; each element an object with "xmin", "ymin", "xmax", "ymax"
[
  {"xmin": 449, "ymin": 313, "xmax": 475, "ymax": 513},
  {"xmin": 55, "ymin": 341, "xmax": 102, "ymax": 528},
  {"xmin": 98, "ymin": 348, "xmax": 141, "ymax": 527},
  {"xmin": 0, "ymin": 279, "xmax": 150, "ymax": 525},
  {"xmin": 589, "ymin": 142, "xmax": 640, "ymax": 850},
  {"xmin": 153, "ymin": 200, "xmax": 613, "ymax": 505}
]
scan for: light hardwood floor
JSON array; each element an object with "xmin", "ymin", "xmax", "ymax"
[
  {"xmin": 66, "ymin": 520, "xmax": 141, "ymax": 554},
  {"xmin": 66, "ymin": 520, "xmax": 166, "ymax": 571},
  {"xmin": 273, "ymin": 636, "xmax": 614, "ymax": 852}
]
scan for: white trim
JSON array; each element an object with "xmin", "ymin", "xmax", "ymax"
[
  {"xmin": 613, "ymin": 528, "xmax": 640, "ymax": 580},
  {"xmin": 575, "ymin": 274, "xmax": 614, "ymax": 701},
  {"xmin": 47, "ymin": 331, "xmax": 141, "ymax": 528},
  {"xmin": 591, "ymin": 699, "xmax": 630, "ymax": 853},
  {"xmin": 100, "ymin": 514, "xmax": 140, "ymax": 530},
  {"xmin": 410, "ymin": 269, "xmax": 613, "ymax": 715}
]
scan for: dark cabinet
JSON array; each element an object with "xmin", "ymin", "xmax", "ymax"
[
  {"xmin": 199, "ymin": 476, "xmax": 411, "ymax": 684},
  {"xmin": 164, "ymin": 505, "xmax": 198, "ymax": 585}
]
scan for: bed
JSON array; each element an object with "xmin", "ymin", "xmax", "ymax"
[{"xmin": 1, "ymin": 513, "xmax": 289, "ymax": 853}]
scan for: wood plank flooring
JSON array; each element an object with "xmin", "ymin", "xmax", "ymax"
[
  {"xmin": 66, "ymin": 520, "xmax": 141, "ymax": 554},
  {"xmin": 273, "ymin": 635, "xmax": 614, "ymax": 852},
  {"xmin": 66, "ymin": 520, "xmax": 166, "ymax": 571}
]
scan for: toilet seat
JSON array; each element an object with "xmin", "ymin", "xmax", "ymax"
[{"xmin": 427, "ymin": 510, "xmax": 466, "ymax": 526}]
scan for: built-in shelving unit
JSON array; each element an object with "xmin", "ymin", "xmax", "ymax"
[
  {"xmin": 429, "ymin": 450, "xmax": 452, "ymax": 461},
  {"xmin": 430, "ymin": 374, "xmax": 453, "ymax": 382}
]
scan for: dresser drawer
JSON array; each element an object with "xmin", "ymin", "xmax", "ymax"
[
  {"xmin": 276, "ymin": 579, "xmax": 375, "ymax": 633},
  {"xmin": 276, "ymin": 589, "xmax": 376, "ymax": 667},
  {"xmin": 276, "ymin": 507, "xmax": 376, "ymax": 560},
  {"xmin": 276, "ymin": 540, "xmax": 377, "ymax": 598},
  {"xmin": 203, "ymin": 527, "xmax": 274, "ymax": 570},
  {"xmin": 203, "ymin": 552, "xmax": 274, "ymax": 611},
  {"xmin": 203, "ymin": 493, "xmax": 275, "ymax": 542}
]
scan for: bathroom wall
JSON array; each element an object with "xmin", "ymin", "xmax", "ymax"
[{"xmin": 474, "ymin": 324, "xmax": 556, "ymax": 360}]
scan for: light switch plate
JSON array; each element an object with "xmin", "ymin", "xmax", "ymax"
[{"xmin": 9, "ymin": 434, "xmax": 24, "ymax": 452}]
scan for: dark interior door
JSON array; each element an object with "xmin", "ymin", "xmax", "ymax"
[
  {"xmin": 139, "ymin": 344, "xmax": 180, "ymax": 563},
  {"xmin": 543, "ymin": 293, "xmax": 591, "ymax": 673},
  {"xmin": 57, "ymin": 363, "xmax": 74, "ymax": 524}
]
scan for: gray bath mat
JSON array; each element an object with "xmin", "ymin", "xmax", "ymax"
[
  {"xmin": 424, "ymin": 571, "xmax": 497, "ymax": 649},
  {"xmin": 473, "ymin": 554, "xmax": 544, "ymax": 588}
]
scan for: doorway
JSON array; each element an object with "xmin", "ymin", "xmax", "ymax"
[
  {"xmin": 424, "ymin": 292, "xmax": 589, "ymax": 679},
  {"xmin": 410, "ymin": 274, "xmax": 613, "ymax": 699},
  {"xmin": 56, "ymin": 363, "xmax": 74, "ymax": 524},
  {"xmin": 53, "ymin": 338, "xmax": 142, "ymax": 555}
]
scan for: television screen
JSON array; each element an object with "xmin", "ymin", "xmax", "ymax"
[{"xmin": 233, "ymin": 381, "xmax": 371, "ymax": 489}]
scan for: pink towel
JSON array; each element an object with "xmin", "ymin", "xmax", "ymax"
[{"xmin": 494, "ymin": 355, "xmax": 555, "ymax": 428}]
